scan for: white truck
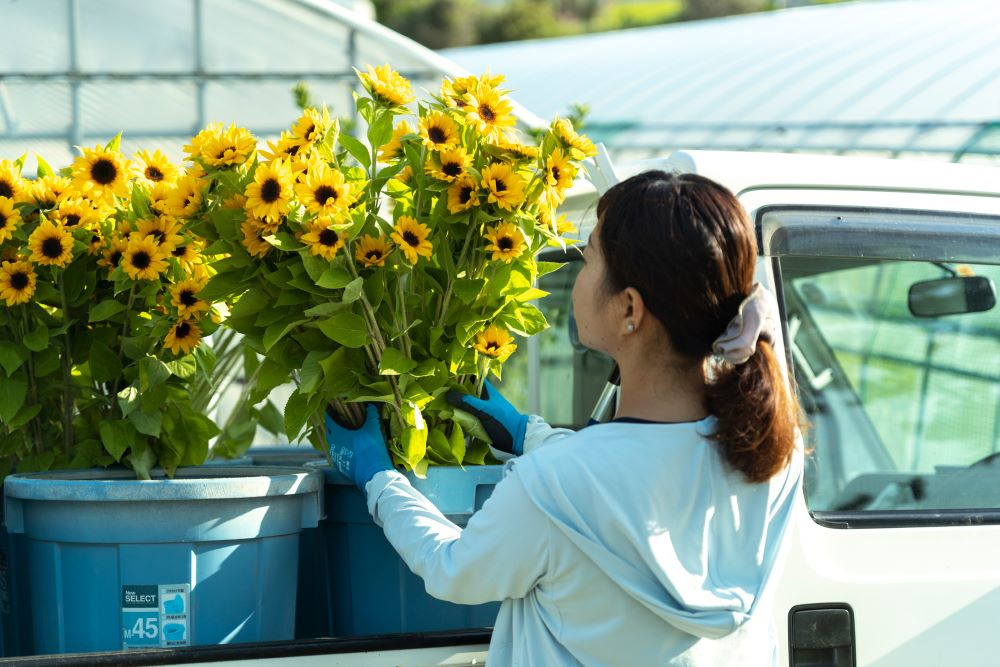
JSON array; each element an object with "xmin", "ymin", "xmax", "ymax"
[{"xmin": 8, "ymin": 150, "xmax": 1000, "ymax": 666}]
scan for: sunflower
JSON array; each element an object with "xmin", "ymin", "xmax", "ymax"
[
  {"xmin": 295, "ymin": 163, "xmax": 355, "ymax": 216},
  {"xmin": 355, "ymin": 234, "xmax": 392, "ymax": 268},
  {"xmin": 291, "ymin": 108, "xmax": 328, "ymax": 145},
  {"xmin": 164, "ymin": 318, "xmax": 202, "ymax": 355},
  {"xmin": 358, "ymin": 64, "xmax": 415, "ymax": 107},
  {"xmin": 183, "ymin": 123, "xmax": 223, "ymax": 162},
  {"xmin": 0, "ymin": 198, "xmax": 22, "ymax": 244},
  {"xmin": 30, "ymin": 175, "xmax": 72, "ymax": 209},
  {"xmin": 162, "ymin": 175, "xmax": 204, "ymax": 219},
  {"xmin": 441, "ymin": 72, "xmax": 505, "ymax": 108},
  {"xmin": 423, "ymin": 147, "xmax": 469, "ymax": 183},
  {"xmin": 147, "ymin": 181, "xmax": 174, "ymax": 217},
  {"xmin": 201, "ymin": 125, "xmax": 257, "ymax": 168},
  {"xmin": 260, "ymin": 131, "xmax": 310, "ymax": 164},
  {"xmin": 464, "ymin": 86, "xmax": 516, "ymax": 143},
  {"xmin": 0, "ymin": 160, "xmax": 27, "ymax": 203},
  {"xmin": 495, "ymin": 134, "xmax": 540, "ymax": 160},
  {"xmin": 240, "ymin": 218, "xmax": 272, "ymax": 258},
  {"xmin": 393, "ymin": 165, "xmax": 414, "ymax": 187},
  {"xmin": 484, "ymin": 222, "xmax": 527, "ymax": 264},
  {"xmin": 99, "ymin": 236, "xmax": 128, "ymax": 271},
  {"xmin": 419, "ymin": 111, "xmax": 459, "ymax": 151},
  {"xmin": 543, "ymin": 148, "xmax": 577, "ymax": 204},
  {"xmin": 50, "ymin": 198, "xmax": 99, "ymax": 229},
  {"xmin": 480, "ymin": 162, "xmax": 526, "ymax": 211},
  {"xmin": 378, "ymin": 120, "xmax": 412, "ymax": 162},
  {"xmin": 474, "ymin": 324, "xmax": 517, "ymax": 360},
  {"xmin": 134, "ymin": 149, "xmax": 178, "ymax": 185},
  {"xmin": 0, "ymin": 260, "xmax": 36, "ymax": 306},
  {"xmin": 28, "ymin": 219, "xmax": 73, "ymax": 267},
  {"xmin": 170, "ymin": 279, "xmax": 210, "ymax": 318},
  {"xmin": 71, "ymin": 145, "xmax": 131, "ymax": 201},
  {"xmin": 446, "ymin": 174, "xmax": 479, "ymax": 214},
  {"xmin": 135, "ymin": 217, "xmax": 183, "ymax": 253},
  {"xmin": 121, "ymin": 234, "xmax": 169, "ymax": 281},
  {"xmin": 245, "ymin": 160, "xmax": 294, "ymax": 222},
  {"xmin": 554, "ymin": 118, "xmax": 597, "ymax": 158},
  {"xmin": 86, "ymin": 229, "xmax": 104, "ymax": 256},
  {"xmin": 390, "ymin": 216, "xmax": 433, "ymax": 265},
  {"xmin": 300, "ymin": 219, "xmax": 345, "ymax": 260},
  {"xmin": 170, "ymin": 241, "xmax": 201, "ymax": 272}
]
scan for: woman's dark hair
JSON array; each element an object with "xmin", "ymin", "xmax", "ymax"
[{"xmin": 596, "ymin": 170, "xmax": 799, "ymax": 483}]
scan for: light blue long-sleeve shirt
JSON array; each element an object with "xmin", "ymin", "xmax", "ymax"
[{"xmin": 366, "ymin": 416, "xmax": 802, "ymax": 666}]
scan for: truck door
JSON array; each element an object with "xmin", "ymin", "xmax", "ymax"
[{"xmin": 760, "ymin": 203, "xmax": 1000, "ymax": 666}]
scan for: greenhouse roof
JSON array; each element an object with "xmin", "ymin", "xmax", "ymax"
[
  {"xmin": 0, "ymin": 0, "xmax": 544, "ymax": 171},
  {"xmin": 442, "ymin": 0, "xmax": 1000, "ymax": 164}
]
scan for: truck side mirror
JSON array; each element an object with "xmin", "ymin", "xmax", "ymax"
[{"xmin": 908, "ymin": 276, "xmax": 996, "ymax": 317}]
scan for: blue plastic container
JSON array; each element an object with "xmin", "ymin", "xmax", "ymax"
[
  {"xmin": 301, "ymin": 463, "xmax": 502, "ymax": 637},
  {"xmin": 248, "ymin": 446, "xmax": 325, "ymax": 468},
  {"xmin": 4, "ymin": 466, "xmax": 322, "ymax": 655},
  {"xmin": 0, "ymin": 503, "xmax": 32, "ymax": 657}
]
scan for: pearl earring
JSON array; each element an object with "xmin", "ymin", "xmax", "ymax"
[{"xmin": 626, "ymin": 321, "xmax": 635, "ymax": 333}]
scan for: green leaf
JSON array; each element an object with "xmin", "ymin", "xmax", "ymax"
[
  {"xmin": 284, "ymin": 390, "xmax": 311, "ymax": 443},
  {"xmin": 35, "ymin": 153, "xmax": 53, "ymax": 178},
  {"xmin": 451, "ymin": 408, "xmax": 492, "ymax": 445},
  {"xmin": 105, "ymin": 131, "xmax": 122, "ymax": 152},
  {"xmin": 338, "ymin": 132, "xmax": 371, "ymax": 169},
  {"xmin": 317, "ymin": 265, "xmax": 353, "ymax": 289},
  {"xmin": 140, "ymin": 383, "xmax": 168, "ymax": 412},
  {"xmin": 118, "ymin": 385, "xmax": 141, "ymax": 417},
  {"xmin": 367, "ymin": 111, "xmax": 394, "ymax": 150},
  {"xmin": 378, "ymin": 347, "xmax": 417, "ymax": 375},
  {"xmin": 126, "ymin": 439, "xmax": 156, "ymax": 480},
  {"xmin": 128, "ymin": 409, "xmax": 162, "ymax": 437},
  {"xmin": 8, "ymin": 402, "xmax": 41, "ymax": 430},
  {"xmin": 0, "ymin": 341, "xmax": 27, "ymax": 376},
  {"xmin": 165, "ymin": 355, "xmax": 198, "ymax": 379},
  {"xmin": 427, "ymin": 428, "xmax": 457, "ymax": 465},
  {"xmin": 400, "ymin": 424, "xmax": 427, "ymax": 471},
  {"xmin": 230, "ymin": 289, "xmax": 270, "ymax": 318},
  {"xmin": 89, "ymin": 342, "xmax": 122, "ymax": 383},
  {"xmin": 303, "ymin": 301, "xmax": 351, "ymax": 318},
  {"xmin": 23, "ymin": 323, "xmax": 49, "ymax": 352},
  {"xmin": 0, "ymin": 377, "xmax": 27, "ymax": 424},
  {"xmin": 536, "ymin": 261, "xmax": 565, "ymax": 278},
  {"xmin": 100, "ymin": 419, "xmax": 137, "ymax": 463},
  {"xmin": 257, "ymin": 400, "xmax": 285, "ymax": 436},
  {"xmin": 464, "ymin": 439, "xmax": 490, "ymax": 466},
  {"xmin": 342, "ymin": 277, "xmax": 364, "ymax": 304},
  {"xmin": 139, "ymin": 357, "xmax": 171, "ymax": 391},
  {"xmin": 316, "ymin": 311, "xmax": 368, "ymax": 348},
  {"xmin": 200, "ymin": 270, "xmax": 248, "ymax": 302},
  {"xmin": 449, "ymin": 421, "xmax": 467, "ymax": 465},
  {"xmin": 454, "ymin": 278, "xmax": 486, "ymax": 304},
  {"xmin": 263, "ymin": 319, "xmax": 307, "ymax": 352},
  {"xmin": 88, "ymin": 299, "xmax": 126, "ymax": 323}
]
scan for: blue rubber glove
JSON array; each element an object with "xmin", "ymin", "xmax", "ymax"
[
  {"xmin": 446, "ymin": 379, "xmax": 529, "ymax": 456},
  {"xmin": 325, "ymin": 404, "xmax": 393, "ymax": 490}
]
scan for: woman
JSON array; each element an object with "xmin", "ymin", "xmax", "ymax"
[{"xmin": 327, "ymin": 170, "xmax": 803, "ymax": 666}]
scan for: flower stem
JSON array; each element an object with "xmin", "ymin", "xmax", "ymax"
[
  {"xmin": 56, "ymin": 269, "xmax": 74, "ymax": 458},
  {"xmin": 435, "ymin": 217, "xmax": 478, "ymax": 328},
  {"xmin": 109, "ymin": 284, "xmax": 137, "ymax": 420}
]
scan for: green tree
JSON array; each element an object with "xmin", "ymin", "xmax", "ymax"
[
  {"xmin": 372, "ymin": 0, "xmax": 479, "ymax": 49},
  {"xmin": 680, "ymin": 0, "xmax": 769, "ymax": 21}
]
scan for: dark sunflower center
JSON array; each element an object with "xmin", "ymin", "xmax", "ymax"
[
  {"xmin": 216, "ymin": 148, "xmax": 230, "ymax": 159},
  {"xmin": 459, "ymin": 186, "xmax": 474, "ymax": 204},
  {"xmin": 402, "ymin": 231, "xmax": 419, "ymax": 246},
  {"xmin": 478, "ymin": 104, "xmax": 496, "ymax": 123},
  {"xmin": 151, "ymin": 230, "xmax": 166, "ymax": 243},
  {"xmin": 90, "ymin": 234, "xmax": 100, "ymax": 245},
  {"xmin": 172, "ymin": 245, "xmax": 187, "ymax": 257},
  {"xmin": 131, "ymin": 251, "xmax": 151, "ymax": 270},
  {"xmin": 315, "ymin": 185, "xmax": 338, "ymax": 206},
  {"xmin": 146, "ymin": 166, "xmax": 164, "ymax": 182},
  {"xmin": 442, "ymin": 162, "xmax": 462, "ymax": 177},
  {"xmin": 486, "ymin": 341, "xmax": 499, "ymax": 351},
  {"xmin": 428, "ymin": 126, "xmax": 447, "ymax": 144},
  {"xmin": 304, "ymin": 124, "xmax": 315, "ymax": 138},
  {"xmin": 261, "ymin": 178, "xmax": 281, "ymax": 203},
  {"xmin": 0, "ymin": 182, "xmax": 12, "ymax": 199},
  {"xmin": 318, "ymin": 229, "xmax": 340, "ymax": 247},
  {"xmin": 91, "ymin": 158, "xmax": 118, "ymax": 185},
  {"xmin": 0, "ymin": 213, "xmax": 7, "ymax": 229},
  {"xmin": 175, "ymin": 322, "xmax": 191, "ymax": 339},
  {"xmin": 498, "ymin": 237, "xmax": 514, "ymax": 251},
  {"xmin": 10, "ymin": 272, "xmax": 28, "ymax": 290},
  {"xmin": 551, "ymin": 166, "xmax": 561, "ymax": 181},
  {"xmin": 64, "ymin": 214, "xmax": 81, "ymax": 227},
  {"xmin": 110, "ymin": 250, "xmax": 123, "ymax": 266},
  {"xmin": 366, "ymin": 250, "xmax": 382, "ymax": 261},
  {"xmin": 180, "ymin": 290, "xmax": 198, "ymax": 306},
  {"xmin": 494, "ymin": 179, "xmax": 507, "ymax": 193},
  {"xmin": 286, "ymin": 144, "xmax": 300, "ymax": 157},
  {"xmin": 41, "ymin": 237, "xmax": 64, "ymax": 258}
]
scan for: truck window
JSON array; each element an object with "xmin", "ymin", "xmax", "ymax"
[{"xmin": 780, "ymin": 256, "xmax": 1000, "ymax": 520}]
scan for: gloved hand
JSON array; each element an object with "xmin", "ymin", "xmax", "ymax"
[
  {"xmin": 446, "ymin": 379, "xmax": 529, "ymax": 456},
  {"xmin": 325, "ymin": 403, "xmax": 393, "ymax": 490}
]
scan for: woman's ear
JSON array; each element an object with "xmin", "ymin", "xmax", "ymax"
[{"xmin": 621, "ymin": 286, "xmax": 646, "ymax": 334}]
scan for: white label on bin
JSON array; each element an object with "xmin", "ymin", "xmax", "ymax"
[{"xmin": 121, "ymin": 583, "xmax": 190, "ymax": 649}]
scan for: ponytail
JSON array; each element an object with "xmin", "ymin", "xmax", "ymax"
[{"xmin": 707, "ymin": 341, "xmax": 799, "ymax": 483}]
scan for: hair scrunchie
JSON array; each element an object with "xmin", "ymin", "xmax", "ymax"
[{"xmin": 712, "ymin": 283, "xmax": 780, "ymax": 365}]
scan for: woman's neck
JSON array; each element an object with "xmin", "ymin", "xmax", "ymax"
[{"xmin": 614, "ymin": 355, "xmax": 709, "ymax": 423}]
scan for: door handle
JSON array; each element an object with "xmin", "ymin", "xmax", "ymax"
[{"xmin": 789, "ymin": 603, "xmax": 855, "ymax": 667}]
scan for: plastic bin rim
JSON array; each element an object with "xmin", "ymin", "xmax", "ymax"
[
  {"xmin": 304, "ymin": 460, "xmax": 504, "ymax": 485},
  {"xmin": 3, "ymin": 465, "xmax": 322, "ymax": 502}
]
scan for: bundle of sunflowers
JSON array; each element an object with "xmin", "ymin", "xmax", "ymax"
[
  {"xmin": 193, "ymin": 65, "xmax": 595, "ymax": 473},
  {"xmin": 0, "ymin": 138, "xmax": 231, "ymax": 478}
]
